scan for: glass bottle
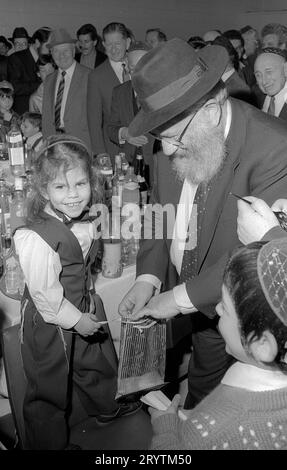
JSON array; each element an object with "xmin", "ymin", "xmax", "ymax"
[
  {"xmin": 121, "ymin": 166, "xmax": 140, "ymax": 266},
  {"xmin": 3, "ymin": 243, "xmax": 25, "ymax": 296},
  {"xmin": 112, "ymin": 154, "xmax": 125, "ymax": 208},
  {"xmin": 7, "ymin": 120, "xmax": 25, "ymax": 177},
  {"xmin": 10, "ymin": 176, "xmax": 26, "ymax": 233},
  {"xmin": 0, "ymin": 178, "xmax": 11, "ymax": 253},
  {"xmin": 0, "ymin": 123, "xmax": 8, "ymax": 161},
  {"xmin": 119, "ymin": 152, "xmax": 129, "ymax": 175},
  {"xmin": 134, "ymin": 150, "xmax": 148, "ymax": 208}
]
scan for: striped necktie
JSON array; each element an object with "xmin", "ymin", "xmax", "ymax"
[
  {"xmin": 122, "ymin": 63, "xmax": 130, "ymax": 83},
  {"xmin": 55, "ymin": 71, "xmax": 66, "ymax": 129},
  {"xmin": 179, "ymin": 182, "xmax": 210, "ymax": 283}
]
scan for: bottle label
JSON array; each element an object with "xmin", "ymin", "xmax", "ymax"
[
  {"xmin": 9, "ymin": 147, "xmax": 25, "ymax": 165},
  {"xmin": 8, "ymin": 135, "xmax": 22, "ymax": 144}
]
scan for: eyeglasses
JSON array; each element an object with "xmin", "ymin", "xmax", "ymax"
[
  {"xmin": 0, "ymin": 92, "xmax": 13, "ymax": 99},
  {"xmin": 148, "ymin": 113, "xmax": 196, "ymax": 150},
  {"xmin": 148, "ymin": 101, "xmax": 222, "ymax": 149}
]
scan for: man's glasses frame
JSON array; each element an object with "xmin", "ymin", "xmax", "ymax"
[{"xmin": 148, "ymin": 100, "xmax": 222, "ymax": 150}]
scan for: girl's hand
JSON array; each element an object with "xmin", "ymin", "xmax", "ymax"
[
  {"xmin": 149, "ymin": 394, "xmax": 181, "ymax": 421},
  {"xmin": 74, "ymin": 313, "xmax": 101, "ymax": 336}
]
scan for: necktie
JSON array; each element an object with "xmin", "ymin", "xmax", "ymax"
[
  {"xmin": 267, "ymin": 96, "xmax": 275, "ymax": 116},
  {"xmin": 179, "ymin": 182, "xmax": 210, "ymax": 283},
  {"xmin": 122, "ymin": 63, "xmax": 130, "ymax": 83},
  {"xmin": 55, "ymin": 71, "xmax": 66, "ymax": 129}
]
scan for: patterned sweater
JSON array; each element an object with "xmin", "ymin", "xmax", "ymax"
[{"xmin": 151, "ymin": 383, "xmax": 287, "ymax": 450}]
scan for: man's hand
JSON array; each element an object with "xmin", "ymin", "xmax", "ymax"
[
  {"xmin": 149, "ymin": 394, "xmax": 181, "ymax": 422},
  {"xmin": 271, "ymin": 198, "xmax": 287, "ymax": 213},
  {"xmin": 118, "ymin": 281, "xmax": 155, "ymax": 317},
  {"xmin": 121, "ymin": 127, "xmax": 148, "ymax": 146},
  {"xmin": 237, "ymin": 196, "xmax": 279, "ymax": 245},
  {"xmin": 130, "ymin": 290, "xmax": 181, "ymax": 321}
]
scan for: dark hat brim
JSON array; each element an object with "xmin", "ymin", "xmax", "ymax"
[{"xmin": 129, "ymin": 45, "xmax": 228, "ymax": 137}]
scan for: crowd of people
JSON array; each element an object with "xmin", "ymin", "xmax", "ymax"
[{"xmin": 2, "ymin": 18, "xmax": 287, "ymax": 450}]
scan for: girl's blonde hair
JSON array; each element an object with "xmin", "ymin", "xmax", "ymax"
[{"xmin": 26, "ymin": 135, "xmax": 103, "ymax": 225}]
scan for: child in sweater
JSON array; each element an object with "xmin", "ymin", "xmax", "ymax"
[
  {"xmin": 150, "ymin": 238, "xmax": 287, "ymax": 450},
  {"xmin": 14, "ymin": 134, "xmax": 139, "ymax": 449}
]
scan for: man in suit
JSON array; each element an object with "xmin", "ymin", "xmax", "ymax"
[
  {"xmin": 254, "ymin": 47, "xmax": 287, "ymax": 121},
  {"xmin": 118, "ymin": 39, "xmax": 287, "ymax": 408},
  {"xmin": 75, "ymin": 23, "xmax": 106, "ymax": 70},
  {"xmin": 87, "ymin": 22, "xmax": 131, "ymax": 161},
  {"xmin": 42, "ymin": 29, "xmax": 92, "ymax": 150},
  {"xmin": 107, "ymin": 41, "xmax": 154, "ymax": 182},
  {"xmin": 212, "ymin": 35, "xmax": 253, "ymax": 104},
  {"xmin": 7, "ymin": 27, "xmax": 51, "ymax": 114}
]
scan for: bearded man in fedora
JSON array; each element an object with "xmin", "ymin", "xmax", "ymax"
[{"xmin": 119, "ymin": 38, "xmax": 287, "ymax": 408}]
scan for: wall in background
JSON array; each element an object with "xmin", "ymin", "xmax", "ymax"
[
  {"xmin": 238, "ymin": 0, "xmax": 287, "ymax": 33},
  {"xmin": 0, "ymin": 0, "xmax": 243, "ymax": 42}
]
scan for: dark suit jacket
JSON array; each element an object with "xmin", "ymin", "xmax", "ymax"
[
  {"xmin": 75, "ymin": 49, "xmax": 107, "ymax": 69},
  {"xmin": 87, "ymin": 60, "xmax": 121, "ymax": 158},
  {"xmin": 279, "ymin": 103, "xmax": 287, "ymax": 121},
  {"xmin": 42, "ymin": 62, "xmax": 92, "ymax": 150},
  {"xmin": 7, "ymin": 49, "xmax": 40, "ymax": 114},
  {"xmin": 224, "ymin": 71, "xmax": 254, "ymax": 105},
  {"xmin": 107, "ymin": 80, "xmax": 155, "ymax": 169},
  {"xmin": 137, "ymin": 98, "xmax": 287, "ymax": 320}
]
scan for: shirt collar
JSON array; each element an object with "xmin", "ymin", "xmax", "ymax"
[
  {"xmin": 58, "ymin": 60, "xmax": 76, "ymax": 78},
  {"xmin": 26, "ymin": 132, "xmax": 42, "ymax": 147},
  {"xmin": 222, "ymin": 361, "xmax": 287, "ymax": 391},
  {"xmin": 224, "ymin": 99, "xmax": 232, "ymax": 139},
  {"xmin": 29, "ymin": 45, "xmax": 38, "ymax": 62},
  {"xmin": 222, "ymin": 68, "xmax": 235, "ymax": 82}
]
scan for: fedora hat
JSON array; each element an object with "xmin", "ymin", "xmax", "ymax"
[
  {"xmin": 128, "ymin": 38, "xmax": 228, "ymax": 136},
  {"xmin": 9, "ymin": 27, "xmax": 30, "ymax": 41},
  {"xmin": 47, "ymin": 28, "xmax": 76, "ymax": 49}
]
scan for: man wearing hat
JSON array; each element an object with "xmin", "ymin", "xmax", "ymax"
[
  {"xmin": 107, "ymin": 40, "xmax": 154, "ymax": 180},
  {"xmin": 254, "ymin": 47, "xmax": 287, "ymax": 120},
  {"xmin": 9, "ymin": 27, "xmax": 30, "ymax": 53},
  {"xmin": 42, "ymin": 28, "xmax": 92, "ymax": 150},
  {"xmin": 7, "ymin": 27, "xmax": 51, "ymax": 114},
  {"xmin": 119, "ymin": 38, "xmax": 287, "ymax": 408}
]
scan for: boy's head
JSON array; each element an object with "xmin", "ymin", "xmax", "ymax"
[
  {"xmin": 217, "ymin": 240, "xmax": 287, "ymax": 370},
  {"xmin": 0, "ymin": 81, "xmax": 14, "ymax": 112},
  {"xmin": 20, "ymin": 112, "xmax": 42, "ymax": 138}
]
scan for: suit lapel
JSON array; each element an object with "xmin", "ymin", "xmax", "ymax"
[
  {"xmin": 279, "ymin": 102, "xmax": 287, "ymax": 121},
  {"xmin": 197, "ymin": 99, "xmax": 244, "ymax": 270},
  {"xmin": 48, "ymin": 72, "xmax": 58, "ymax": 115},
  {"xmin": 64, "ymin": 63, "xmax": 81, "ymax": 116}
]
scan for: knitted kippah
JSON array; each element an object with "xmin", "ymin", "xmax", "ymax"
[
  {"xmin": 260, "ymin": 47, "xmax": 287, "ymax": 60},
  {"xmin": 257, "ymin": 238, "xmax": 287, "ymax": 327}
]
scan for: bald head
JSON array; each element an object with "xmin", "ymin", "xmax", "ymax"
[
  {"xmin": 254, "ymin": 52, "xmax": 287, "ymax": 96},
  {"xmin": 203, "ymin": 30, "xmax": 221, "ymax": 42}
]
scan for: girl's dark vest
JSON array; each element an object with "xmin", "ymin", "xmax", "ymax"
[{"xmin": 21, "ymin": 212, "xmax": 99, "ymax": 314}]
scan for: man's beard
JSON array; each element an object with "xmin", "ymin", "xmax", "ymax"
[{"xmin": 171, "ymin": 122, "xmax": 227, "ymax": 184}]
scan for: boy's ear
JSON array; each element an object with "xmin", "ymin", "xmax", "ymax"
[{"xmin": 248, "ymin": 330, "xmax": 278, "ymax": 363}]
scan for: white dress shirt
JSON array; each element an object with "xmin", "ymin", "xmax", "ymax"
[
  {"xmin": 14, "ymin": 203, "xmax": 98, "ymax": 329},
  {"xmin": 137, "ymin": 100, "xmax": 232, "ymax": 314},
  {"xmin": 54, "ymin": 61, "xmax": 76, "ymax": 129},
  {"xmin": 109, "ymin": 59, "xmax": 126, "ymax": 84},
  {"xmin": 262, "ymin": 81, "xmax": 287, "ymax": 117}
]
